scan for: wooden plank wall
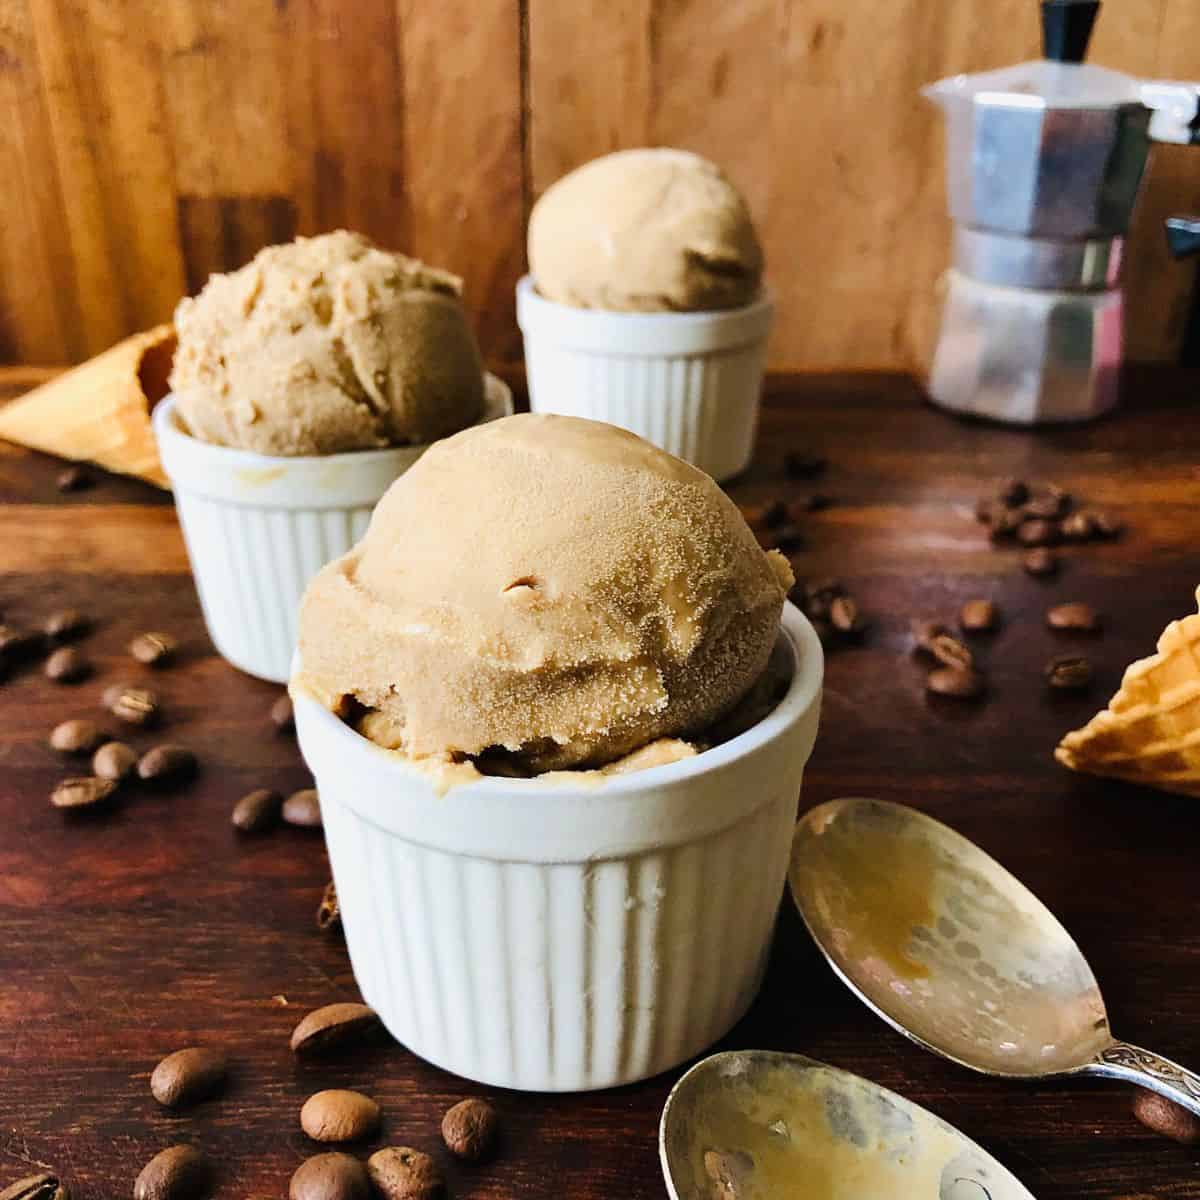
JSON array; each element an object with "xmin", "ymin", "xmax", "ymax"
[{"xmin": 2, "ymin": 0, "xmax": 1199, "ymax": 371}]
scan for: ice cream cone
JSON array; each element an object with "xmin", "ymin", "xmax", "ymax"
[
  {"xmin": 0, "ymin": 325, "xmax": 175, "ymax": 488},
  {"xmin": 1055, "ymin": 586, "xmax": 1200, "ymax": 797}
]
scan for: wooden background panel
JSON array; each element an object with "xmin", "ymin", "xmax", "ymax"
[{"xmin": 2, "ymin": 0, "xmax": 1200, "ymax": 371}]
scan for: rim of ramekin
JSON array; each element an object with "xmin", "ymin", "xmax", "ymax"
[
  {"xmin": 292, "ymin": 601, "xmax": 823, "ymax": 801},
  {"xmin": 516, "ymin": 275, "xmax": 774, "ymax": 354},
  {"xmin": 153, "ymin": 372, "xmax": 514, "ymax": 475}
]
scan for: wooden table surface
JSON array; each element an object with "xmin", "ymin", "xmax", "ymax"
[{"xmin": 2, "ymin": 367, "xmax": 1200, "ymax": 1198}]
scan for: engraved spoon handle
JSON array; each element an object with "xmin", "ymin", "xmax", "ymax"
[{"xmin": 1086, "ymin": 1040, "xmax": 1200, "ymax": 1116}]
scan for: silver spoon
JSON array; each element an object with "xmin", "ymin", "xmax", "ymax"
[
  {"xmin": 790, "ymin": 797, "xmax": 1200, "ymax": 1115},
  {"xmin": 660, "ymin": 1049, "xmax": 1037, "ymax": 1199}
]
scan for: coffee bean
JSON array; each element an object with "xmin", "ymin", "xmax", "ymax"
[
  {"xmin": 770, "ymin": 523, "xmax": 805, "ymax": 553},
  {"xmin": 996, "ymin": 478, "xmax": 1029, "ymax": 507},
  {"xmin": 290, "ymin": 1154, "xmax": 370, "ymax": 1200},
  {"xmin": 43, "ymin": 609, "xmax": 89, "ymax": 642},
  {"xmin": 1046, "ymin": 602, "xmax": 1101, "ymax": 633},
  {"xmin": 50, "ymin": 777, "xmax": 117, "ymax": 810},
  {"xmin": 133, "ymin": 1145, "xmax": 212, "ymax": 1200},
  {"xmin": 50, "ymin": 718, "xmax": 105, "ymax": 754},
  {"xmin": 284, "ymin": 788, "xmax": 322, "ymax": 828},
  {"xmin": 740, "ymin": 500, "xmax": 787, "ymax": 530},
  {"xmin": 290, "ymin": 1003, "xmax": 381, "ymax": 1056},
  {"xmin": 1024, "ymin": 493, "xmax": 1066, "ymax": 519},
  {"xmin": 783, "ymin": 452, "xmax": 826, "ymax": 480},
  {"xmin": 441, "ymin": 1098, "xmax": 498, "ymax": 1162},
  {"xmin": 109, "ymin": 686, "xmax": 160, "ymax": 726},
  {"xmin": 232, "ymin": 788, "xmax": 282, "ymax": 834},
  {"xmin": 0, "ymin": 624, "xmax": 43, "ymax": 663},
  {"xmin": 271, "ymin": 694, "xmax": 295, "ymax": 733},
  {"xmin": 1060, "ymin": 511, "xmax": 1096, "ymax": 542},
  {"xmin": 1133, "ymin": 1090, "xmax": 1200, "ymax": 1145},
  {"xmin": 150, "ymin": 1047, "xmax": 228, "ymax": 1108},
  {"xmin": 1093, "ymin": 511, "xmax": 1124, "ymax": 539},
  {"xmin": 1045, "ymin": 654, "xmax": 1092, "ymax": 691},
  {"xmin": 926, "ymin": 667, "xmax": 986, "ymax": 699},
  {"xmin": 829, "ymin": 595, "xmax": 865, "ymax": 636},
  {"xmin": 366, "ymin": 1148, "xmax": 444, "ymax": 1200},
  {"xmin": 93, "ymin": 741, "xmax": 138, "ymax": 781},
  {"xmin": 959, "ymin": 599, "xmax": 999, "ymax": 634},
  {"xmin": 1017, "ymin": 518, "xmax": 1059, "ymax": 548},
  {"xmin": 987, "ymin": 509, "xmax": 1022, "ymax": 542},
  {"xmin": 44, "ymin": 647, "xmax": 90, "ymax": 683},
  {"xmin": 0, "ymin": 1174, "xmax": 69, "ymax": 1200},
  {"xmin": 137, "ymin": 745, "xmax": 197, "ymax": 783},
  {"xmin": 1022, "ymin": 548, "xmax": 1058, "ymax": 578},
  {"xmin": 317, "ymin": 881, "xmax": 341, "ymax": 933},
  {"xmin": 789, "ymin": 493, "xmax": 831, "ymax": 516},
  {"xmin": 130, "ymin": 631, "xmax": 178, "ymax": 667},
  {"xmin": 55, "ymin": 465, "xmax": 92, "ymax": 493},
  {"xmin": 300, "ymin": 1090, "xmax": 381, "ymax": 1143},
  {"xmin": 929, "ymin": 634, "xmax": 975, "ymax": 671},
  {"xmin": 912, "ymin": 619, "xmax": 951, "ymax": 656}
]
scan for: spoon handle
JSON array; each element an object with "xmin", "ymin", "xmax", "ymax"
[{"xmin": 1087, "ymin": 1040, "xmax": 1200, "ymax": 1116}]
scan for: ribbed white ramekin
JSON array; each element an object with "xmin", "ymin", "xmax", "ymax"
[
  {"xmin": 154, "ymin": 376, "xmax": 513, "ymax": 683},
  {"xmin": 293, "ymin": 603, "xmax": 822, "ymax": 1092},
  {"xmin": 516, "ymin": 275, "xmax": 773, "ymax": 483}
]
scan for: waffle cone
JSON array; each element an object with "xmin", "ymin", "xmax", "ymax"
[
  {"xmin": 1055, "ymin": 587, "xmax": 1200, "ymax": 797},
  {"xmin": 0, "ymin": 325, "xmax": 175, "ymax": 488}
]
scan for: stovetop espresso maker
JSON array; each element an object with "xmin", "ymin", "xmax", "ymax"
[{"xmin": 925, "ymin": 0, "xmax": 1200, "ymax": 424}]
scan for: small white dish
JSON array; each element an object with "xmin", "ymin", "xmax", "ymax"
[
  {"xmin": 516, "ymin": 275, "xmax": 774, "ymax": 482},
  {"xmin": 292, "ymin": 603, "xmax": 823, "ymax": 1092},
  {"xmin": 154, "ymin": 374, "xmax": 513, "ymax": 683}
]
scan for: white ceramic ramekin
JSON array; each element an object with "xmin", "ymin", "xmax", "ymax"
[
  {"xmin": 292, "ymin": 603, "xmax": 823, "ymax": 1092},
  {"xmin": 154, "ymin": 375, "xmax": 513, "ymax": 684},
  {"xmin": 516, "ymin": 275, "xmax": 773, "ymax": 483}
]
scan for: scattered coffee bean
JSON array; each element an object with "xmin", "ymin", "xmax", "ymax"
[
  {"xmin": 1046, "ymin": 602, "xmax": 1101, "ymax": 633},
  {"xmin": 290, "ymin": 1002, "xmax": 381, "ymax": 1056},
  {"xmin": 1060, "ymin": 511, "xmax": 1096, "ymax": 542},
  {"xmin": 43, "ymin": 609, "xmax": 89, "ymax": 642},
  {"xmin": 0, "ymin": 1174, "xmax": 69, "ymax": 1200},
  {"xmin": 1017, "ymin": 517, "xmax": 1059, "ymax": 548},
  {"xmin": 50, "ymin": 776, "xmax": 117, "ymax": 810},
  {"xmin": 1022, "ymin": 548, "xmax": 1058, "ymax": 578},
  {"xmin": 798, "ymin": 578, "xmax": 844, "ymax": 621},
  {"xmin": 300, "ymin": 1089, "xmax": 381, "ymax": 1143},
  {"xmin": 132, "ymin": 1144, "xmax": 212, "ymax": 1200},
  {"xmin": 44, "ymin": 647, "xmax": 90, "ymax": 683},
  {"xmin": 987, "ymin": 508, "xmax": 1023, "ymax": 542},
  {"xmin": 740, "ymin": 500, "xmax": 787, "ymax": 530},
  {"xmin": 283, "ymin": 788, "xmax": 322, "ymax": 829},
  {"xmin": 996, "ymin": 478, "xmax": 1029, "ymax": 508},
  {"xmin": 926, "ymin": 666, "xmax": 986, "ymax": 700},
  {"xmin": 929, "ymin": 634, "xmax": 975, "ymax": 671},
  {"xmin": 829, "ymin": 594, "xmax": 865, "ymax": 636},
  {"xmin": 137, "ymin": 744, "xmax": 197, "ymax": 783},
  {"xmin": 1093, "ymin": 511, "xmax": 1124, "ymax": 539},
  {"xmin": 912, "ymin": 619, "xmax": 951, "ymax": 656},
  {"xmin": 783, "ymin": 451, "xmax": 826, "ymax": 480},
  {"xmin": 150, "ymin": 1047, "xmax": 228, "ymax": 1108},
  {"xmin": 366, "ymin": 1148, "xmax": 443, "ymax": 1200},
  {"xmin": 0, "ymin": 624, "xmax": 43, "ymax": 662},
  {"xmin": 1133, "ymin": 1090, "xmax": 1200, "ymax": 1145},
  {"xmin": 93, "ymin": 741, "xmax": 138, "ymax": 782},
  {"xmin": 55, "ymin": 465, "xmax": 92, "ymax": 492},
  {"xmin": 317, "ymin": 881, "xmax": 341, "ymax": 933},
  {"xmin": 109, "ymin": 686, "xmax": 160, "ymax": 726},
  {"xmin": 442, "ymin": 1098, "xmax": 498, "ymax": 1162},
  {"xmin": 290, "ymin": 1154, "xmax": 370, "ymax": 1200},
  {"xmin": 232, "ymin": 788, "xmax": 282, "ymax": 834},
  {"xmin": 1045, "ymin": 654, "xmax": 1092, "ymax": 691},
  {"xmin": 271, "ymin": 694, "xmax": 295, "ymax": 733},
  {"xmin": 959, "ymin": 599, "xmax": 999, "ymax": 634},
  {"xmin": 50, "ymin": 718, "xmax": 105, "ymax": 755},
  {"xmin": 789, "ymin": 493, "xmax": 831, "ymax": 516},
  {"xmin": 1024, "ymin": 492, "xmax": 1068, "ymax": 520},
  {"xmin": 770, "ymin": 523, "xmax": 805, "ymax": 553},
  {"xmin": 130, "ymin": 631, "xmax": 178, "ymax": 667}
]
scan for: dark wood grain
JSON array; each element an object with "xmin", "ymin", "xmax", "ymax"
[{"xmin": 3, "ymin": 368, "xmax": 1200, "ymax": 1197}]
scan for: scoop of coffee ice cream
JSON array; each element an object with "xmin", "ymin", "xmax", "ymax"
[
  {"xmin": 170, "ymin": 231, "xmax": 484, "ymax": 455},
  {"xmin": 528, "ymin": 148, "xmax": 763, "ymax": 313},
  {"xmin": 297, "ymin": 413, "xmax": 793, "ymax": 772}
]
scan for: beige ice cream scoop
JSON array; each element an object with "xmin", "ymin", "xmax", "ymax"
[
  {"xmin": 297, "ymin": 413, "xmax": 793, "ymax": 772},
  {"xmin": 170, "ymin": 230, "xmax": 484, "ymax": 455},
  {"xmin": 528, "ymin": 148, "xmax": 764, "ymax": 313}
]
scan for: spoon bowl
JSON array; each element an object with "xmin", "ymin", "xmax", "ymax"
[
  {"xmin": 660, "ymin": 1050, "xmax": 1037, "ymax": 1200},
  {"xmin": 790, "ymin": 798, "xmax": 1200, "ymax": 1112}
]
